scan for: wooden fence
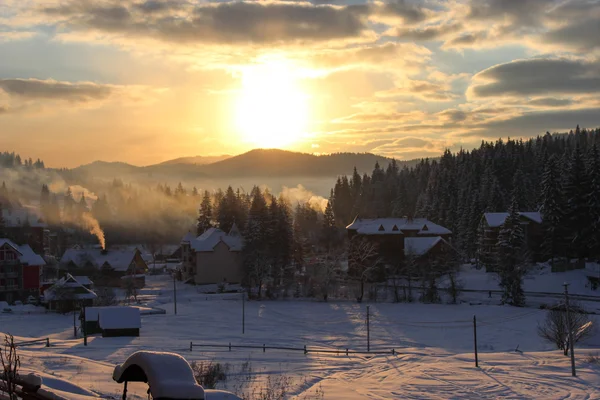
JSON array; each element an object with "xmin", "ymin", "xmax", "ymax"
[{"xmin": 189, "ymin": 342, "xmax": 397, "ymax": 356}]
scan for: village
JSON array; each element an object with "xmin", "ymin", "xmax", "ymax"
[{"xmin": 3, "ymin": 194, "xmax": 600, "ymax": 398}]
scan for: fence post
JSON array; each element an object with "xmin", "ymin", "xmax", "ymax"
[
  {"xmin": 190, "ymin": 341, "xmax": 193, "ymax": 352},
  {"xmin": 391, "ymin": 349, "xmax": 395, "ymax": 355},
  {"xmin": 346, "ymin": 348, "xmax": 349, "ymax": 356},
  {"xmin": 229, "ymin": 342, "xmax": 231, "ymax": 351},
  {"xmin": 473, "ymin": 315, "xmax": 479, "ymax": 368},
  {"xmin": 304, "ymin": 345, "xmax": 307, "ymax": 355},
  {"xmin": 263, "ymin": 344, "xmax": 266, "ymax": 353},
  {"xmin": 46, "ymin": 338, "xmax": 50, "ymax": 347}
]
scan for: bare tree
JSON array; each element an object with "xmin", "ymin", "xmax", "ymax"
[
  {"xmin": 538, "ymin": 303, "xmax": 595, "ymax": 355},
  {"xmin": 95, "ymin": 287, "xmax": 118, "ymax": 306},
  {"xmin": 316, "ymin": 250, "xmax": 343, "ymax": 302},
  {"xmin": 124, "ymin": 277, "xmax": 139, "ymax": 304},
  {"xmin": 0, "ymin": 334, "xmax": 20, "ymax": 400},
  {"xmin": 348, "ymin": 236, "xmax": 382, "ymax": 303}
]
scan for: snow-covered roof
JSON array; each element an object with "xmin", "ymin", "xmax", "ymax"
[
  {"xmin": 43, "ymin": 274, "xmax": 97, "ymax": 301},
  {"xmin": 98, "ymin": 306, "xmax": 141, "ymax": 329},
  {"xmin": 73, "ymin": 276, "xmax": 93, "ymax": 286},
  {"xmin": 189, "ymin": 228, "xmax": 243, "ymax": 252},
  {"xmin": 60, "ymin": 248, "xmax": 143, "ymax": 272},
  {"xmin": 346, "ymin": 217, "xmax": 451, "ymax": 236},
  {"xmin": 1, "ymin": 207, "xmax": 47, "ymax": 228},
  {"xmin": 404, "ymin": 236, "xmax": 443, "ymax": 256},
  {"xmin": 181, "ymin": 231, "xmax": 196, "ymax": 244},
  {"xmin": 113, "ymin": 351, "xmax": 205, "ymax": 399},
  {"xmin": 0, "ymin": 238, "xmax": 46, "ymax": 266},
  {"xmin": 483, "ymin": 212, "xmax": 543, "ymax": 228}
]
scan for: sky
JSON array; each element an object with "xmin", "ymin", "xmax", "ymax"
[{"xmin": 1, "ymin": 0, "xmax": 600, "ymax": 168}]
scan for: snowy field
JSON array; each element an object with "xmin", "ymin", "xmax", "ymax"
[{"xmin": 3, "ymin": 275, "xmax": 600, "ymax": 399}]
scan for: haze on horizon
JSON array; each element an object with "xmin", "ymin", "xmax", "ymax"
[{"xmin": 1, "ymin": 0, "xmax": 600, "ymax": 168}]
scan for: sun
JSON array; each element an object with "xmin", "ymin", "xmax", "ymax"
[{"xmin": 234, "ymin": 59, "xmax": 310, "ymax": 148}]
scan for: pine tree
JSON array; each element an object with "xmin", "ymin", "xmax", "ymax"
[
  {"xmin": 242, "ymin": 187, "xmax": 270, "ymax": 298},
  {"xmin": 321, "ymin": 191, "xmax": 337, "ymax": 251},
  {"xmin": 539, "ymin": 155, "xmax": 565, "ymax": 263},
  {"xmin": 564, "ymin": 146, "xmax": 589, "ymax": 258},
  {"xmin": 63, "ymin": 188, "xmax": 75, "ymax": 220},
  {"xmin": 197, "ymin": 190, "xmax": 213, "ymax": 235},
  {"xmin": 586, "ymin": 144, "xmax": 600, "ymax": 259},
  {"xmin": 495, "ymin": 193, "xmax": 527, "ymax": 306}
]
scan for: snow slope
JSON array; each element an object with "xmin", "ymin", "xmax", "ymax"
[{"xmin": 2, "ymin": 275, "xmax": 600, "ymax": 399}]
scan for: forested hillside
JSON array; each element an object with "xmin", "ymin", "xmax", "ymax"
[{"xmin": 331, "ymin": 126, "xmax": 600, "ymax": 262}]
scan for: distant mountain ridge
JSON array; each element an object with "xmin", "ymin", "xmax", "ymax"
[
  {"xmin": 67, "ymin": 149, "xmax": 423, "ymax": 182},
  {"xmin": 157, "ymin": 155, "xmax": 232, "ymax": 166}
]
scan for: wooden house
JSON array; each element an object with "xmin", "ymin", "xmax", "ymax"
[
  {"xmin": 346, "ymin": 217, "xmax": 453, "ymax": 267},
  {"xmin": 0, "ymin": 238, "xmax": 46, "ymax": 303},
  {"xmin": 60, "ymin": 248, "xmax": 148, "ymax": 287},
  {"xmin": 478, "ymin": 212, "xmax": 544, "ymax": 269}
]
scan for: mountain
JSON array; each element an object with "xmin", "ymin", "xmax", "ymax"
[
  {"xmin": 198, "ymin": 149, "xmax": 399, "ymax": 177},
  {"xmin": 65, "ymin": 149, "xmax": 418, "ymax": 182},
  {"xmin": 157, "ymin": 155, "xmax": 231, "ymax": 166}
]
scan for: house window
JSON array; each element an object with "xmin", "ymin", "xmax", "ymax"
[{"xmin": 6, "ymin": 252, "xmax": 15, "ymax": 261}]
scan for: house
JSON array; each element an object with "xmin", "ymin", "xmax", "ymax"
[
  {"xmin": 0, "ymin": 238, "xmax": 46, "ymax": 303},
  {"xmin": 180, "ymin": 225, "xmax": 243, "ymax": 285},
  {"xmin": 43, "ymin": 274, "xmax": 97, "ymax": 312},
  {"xmin": 346, "ymin": 216, "xmax": 453, "ymax": 267},
  {"xmin": 60, "ymin": 248, "xmax": 148, "ymax": 287},
  {"xmin": 404, "ymin": 236, "xmax": 459, "ymax": 269},
  {"xmin": 478, "ymin": 212, "xmax": 544, "ymax": 268},
  {"xmin": 98, "ymin": 306, "xmax": 141, "ymax": 337}
]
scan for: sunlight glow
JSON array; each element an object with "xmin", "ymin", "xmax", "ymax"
[{"xmin": 234, "ymin": 59, "xmax": 310, "ymax": 148}]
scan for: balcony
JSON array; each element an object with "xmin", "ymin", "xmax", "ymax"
[
  {"xmin": 0, "ymin": 272, "xmax": 18, "ymax": 279},
  {"xmin": 0, "ymin": 260, "xmax": 20, "ymax": 266},
  {"xmin": 0, "ymin": 285, "xmax": 20, "ymax": 292}
]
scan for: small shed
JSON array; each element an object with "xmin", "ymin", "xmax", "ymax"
[{"xmin": 98, "ymin": 306, "xmax": 141, "ymax": 337}]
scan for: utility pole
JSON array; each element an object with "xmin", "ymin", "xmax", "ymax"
[
  {"xmin": 366, "ymin": 305, "xmax": 370, "ymax": 352},
  {"xmin": 473, "ymin": 315, "xmax": 478, "ymax": 367},
  {"xmin": 242, "ymin": 291, "xmax": 245, "ymax": 334},
  {"xmin": 83, "ymin": 303, "xmax": 87, "ymax": 346},
  {"xmin": 564, "ymin": 282, "xmax": 576, "ymax": 377},
  {"xmin": 73, "ymin": 301, "xmax": 77, "ymax": 338},
  {"xmin": 173, "ymin": 272, "xmax": 177, "ymax": 315}
]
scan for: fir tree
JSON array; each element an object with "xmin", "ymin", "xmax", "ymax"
[
  {"xmin": 564, "ymin": 146, "xmax": 589, "ymax": 258},
  {"xmin": 586, "ymin": 144, "xmax": 600, "ymax": 259},
  {"xmin": 197, "ymin": 190, "xmax": 213, "ymax": 235},
  {"xmin": 539, "ymin": 155, "xmax": 565, "ymax": 263},
  {"xmin": 321, "ymin": 191, "xmax": 337, "ymax": 251},
  {"xmin": 495, "ymin": 193, "xmax": 527, "ymax": 306}
]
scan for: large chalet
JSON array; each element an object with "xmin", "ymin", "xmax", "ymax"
[
  {"xmin": 0, "ymin": 238, "xmax": 46, "ymax": 303},
  {"xmin": 346, "ymin": 217, "xmax": 454, "ymax": 266},
  {"xmin": 180, "ymin": 225, "xmax": 244, "ymax": 285}
]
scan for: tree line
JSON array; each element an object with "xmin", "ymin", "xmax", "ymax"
[{"xmin": 331, "ymin": 125, "xmax": 600, "ymax": 262}]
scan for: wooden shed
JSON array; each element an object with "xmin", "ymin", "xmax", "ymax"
[{"xmin": 98, "ymin": 306, "xmax": 141, "ymax": 337}]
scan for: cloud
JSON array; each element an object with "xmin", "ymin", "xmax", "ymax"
[
  {"xmin": 0, "ymin": 78, "xmax": 113, "ymax": 102},
  {"xmin": 468, "ymin": 58, "xmax": 600, "ymax": 98},
  {"xmin": 471, "ymin": 107, "xmax": 600, "ymax": 137},
  {"xmin": 370, "ymin": 136, "xmax": 449, "ymax": 158},
  {"xmin": 39, "ymin": 0, "xmax": 374, "ymax": 46},
  {"xmin": 527, "ymin": 98, "xmax": 573, "ymax": 107},
  {"xmin": 331, "ymin": 110, "xmax": 426, "ymax": 124},
  {"xmin": 394, "ymin": 22, "xmax": 463, "ymax": 41},
  {"xmin": 370, "ymin": 0, "xmax": 428, "ymax": 24},
  {"xmin": 542, "ymin": 18, "xmax": 600, "ymax": 51},
  {"xmin": 375, "ymin": 79, "xmax": 458, "ymax": 101}
]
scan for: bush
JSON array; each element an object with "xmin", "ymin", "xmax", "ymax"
[
  {"xmin": 585, "ymin": 352, "xmax": 600, "ymax": 364},
  {"xmin": 537, "ymin": 302, "xmax": 594, "ymax": 356},
  {"xmin": 190, "ymin": 361, "xmax": 227, "ymax": 389}
]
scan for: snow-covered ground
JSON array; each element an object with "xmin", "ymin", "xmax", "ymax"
[{"xmin": 2, "ymin": 275, "xmax": 600, "ymax": 399}]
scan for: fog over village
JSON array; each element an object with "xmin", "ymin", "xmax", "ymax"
[{"xmin": 2, "ymin": 0, "xmax": 600, "ymax": 399}]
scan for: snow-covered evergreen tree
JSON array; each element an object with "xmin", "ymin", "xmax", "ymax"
[
  {"xmin": 539, "ymin": 155, "xmax": 565, "ymax": 263},
  {"xmin": 586, "ymin": 144, "xmax": 600, "ymax": 259},
  {"xmin": 563, "ymin": 146, "xmax": 589, "ymax": 258},
  {"xmin": 197, "ymin": 190, "xmax": 213, "ymax": 235}
]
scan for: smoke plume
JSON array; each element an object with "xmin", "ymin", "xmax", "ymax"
[
  {"xmin": 81, "ymin": 212, "xmax": 106, "ymax": 249},
  {"xmin": 281, "ymin": 184, "xmax": 328, "ymax": 211}
]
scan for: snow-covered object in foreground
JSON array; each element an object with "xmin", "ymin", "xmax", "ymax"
[{"xmin": 113, "ymin": 351, "xmax": 205, "ymax": 399}]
